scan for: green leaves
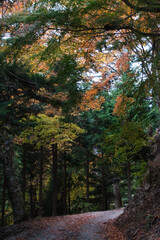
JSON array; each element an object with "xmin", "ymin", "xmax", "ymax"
[
  {"xmin": 49, "ymin": 54, "xmax": 84, "ymax": 112},
  {"xmin": 114, "ymin": 122, "xmax": 147, "ymax": 160}
]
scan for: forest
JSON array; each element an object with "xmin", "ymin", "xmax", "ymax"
[{"xmin": 0, "ymin": 0, "xmax": 160, "ymax": 239}]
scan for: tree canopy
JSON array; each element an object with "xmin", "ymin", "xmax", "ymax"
[{"xmin": 0, "ymin": 0, "xmax": 160, "ymax": 226}]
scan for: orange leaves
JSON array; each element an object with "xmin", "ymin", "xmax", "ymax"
[
  {"xmin": 80, "ymin": 95, "xmax": 105, "ymax": 111},
  {"xmin": 53, "ymin": 92, "xmax": 68, "ymax": 102},
  {"xmin": 79, "ymin": 84, "xmax": 105, "ymax": 111},
  {"xmin": 0, "ymin": 0, "xmax": 31, "ymax": 18},
  {"xmin": 101, "ymin": 72, "xmax": 116, "ymax": 89},
  {"xmin": 115, "ymin": 53, "xmax": 130, "ymax": 74},
  {"xmin": 113, "ymin": 94, "xmax": 134, "ymax": 117}
]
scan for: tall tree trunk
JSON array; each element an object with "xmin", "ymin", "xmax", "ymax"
[
  {"xmin": 29, "ymin": 179, "xmax": 33, "ymax": 218},
  {"xmin": 63, "ymin": 155, "xmax": 67, "ymax": 215},
  {"xmin": 1, "ymin": 162, "xmax": 6, "ymax": 226},
  {"xmin": 152, "ymin": 37, "xmax": 160, "ymax": 111},
  {"xmin": 86, "ymin": 155, "xmax": 89, "ymax": 203},
  {"xmin": 22, "ymin": 145, "xmax": 26, "ymax": 203},
  {"xmin": 29, "ymin": 178, "xmax": 37, "ymax": 218},
  {"xmin": 127, "ymin": 161, "xmax": 132, "ymax": 203},
  {"xmin": 4, "ymin": 134, "xmax": 25, "ymax": 223},
  {"xmin": 68, "ymin": 177, "xmax": 71, "ymax": 214},
  {"xmin": 52, "ymin": 144, "xmax": 58, "ymax": 217},
  {"xmin": 113, "ymin": 180, "xmax": 122, "ymax": 209},
  {"xmin": 152, "ymin": 38, "xmax": 160, "ymax": 162},
  {"xmin": 38, "ymin": 148, "xmax": 43, "ymax": 217},
  {"xmin": 101, "ymin": 163, "xmax": 107, "ymax": 210}
]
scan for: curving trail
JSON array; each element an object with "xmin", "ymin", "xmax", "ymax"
[{"xmin": 3, "ymin": 209, "xmax": 124, "ymax": 240}]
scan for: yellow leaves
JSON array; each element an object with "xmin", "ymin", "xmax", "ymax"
[{"xmin": 19, "ymin": 114, "xmax": 84, "ymax": 151}]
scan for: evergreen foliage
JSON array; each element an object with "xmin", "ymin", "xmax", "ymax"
[{"xmin": 0, "ymin": 0, "xmax": 159, "ymax": 225}]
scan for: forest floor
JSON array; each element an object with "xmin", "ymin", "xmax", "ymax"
[{"xmin": 0, "ymin": 209, "xmax": 124, "ymax": 240}]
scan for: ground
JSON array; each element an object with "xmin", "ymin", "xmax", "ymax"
[{"xmin": 0, "ymin": 209, "xmax": 124, "ymax": 240}]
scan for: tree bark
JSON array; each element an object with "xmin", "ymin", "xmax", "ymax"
[
  {"xmin": 1, "ymin": 162, "xmax": 6, "ymax": 226},
  {"xmin": 63, "ymin": 154, "xmax": 67, "ymax": 215},
  {"xmin": 101, "ymin": 163, "xmax": 107, "ymax": 210},
  {"xmin": 127, "ymin": 161, "xmax": 132, "ymax": 203},
  {"xmin": 38, "ymin": 148, "xmax": 43, "ymax": 217},
  {"xmin": 86, "ymin": 155, "xmax": 89, "ymax": 203},
  {"xmin": 68, "ymin": 177, "xmax": 71, "ymax": 214},
  {"xmin": 29, "ymin": 179, "xmax": 34, "ymax": 218},
  {"xmin": 152, "ymin": 37, "xmax": 160, "ymax": 111},
  {"xmin": 22, "ymin": 145, "xmax": 26, "ymax": 203},
  {"xmin": 52, "ymin": 144, "xmax": 58, "ymax": 217},
  {"xmin": 113, "ymin": 180, "xmax": 122, "ymax": 209},
  {"xmin": 3, "ymin": 135, "xmax": 25, "ymax": 223},
  {"xmin": 29, "ymin": 178, "xmax": 37, "ymax": 218}
]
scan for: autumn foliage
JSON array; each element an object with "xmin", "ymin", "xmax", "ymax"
[{"xmin": 113, "ymin": 94, "xmax": 134, "ymax": 116}]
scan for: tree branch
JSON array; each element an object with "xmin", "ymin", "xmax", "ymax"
[
  {"xmin": 8, "ymin": 71, "xmax": 37, "ymax": 87},
  {"xmin": 104, "ymin": 23, "xmax": 160, "ymax": 37},
  {"xmin": 122, "ymin": 0, "xmax": 160, "ymax": 13}
]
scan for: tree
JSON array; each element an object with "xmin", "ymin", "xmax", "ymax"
[
  {"xmin": 1, "ymin": 0, "xmax": 159, "ymax": 116},
  {"xmin": 0, "ymin": 0, "xmax": 160, "ymax": 225},
  {"xmin": 0, "ymin": 62, "xmax": 44, "ymax": 223},
  {"xmin": 0, "ymin": 41, "xmax": 84, "ymax": 222},
  {"xmin": 19, "ymin": 113, "xmax": 84, "ymax": 216}
]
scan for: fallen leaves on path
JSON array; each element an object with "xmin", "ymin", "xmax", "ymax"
[
  {"xmin": 103, "ymin": 220, "xmax": 126, "ymax": 240},
  {"xmin": 1, "ymin": 210, "xmax": 124, "ymax": 240}
]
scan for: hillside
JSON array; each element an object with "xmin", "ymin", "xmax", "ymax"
[{"xmin": 115, "ymin": 155, "xmax": 160, "ymax": 240}]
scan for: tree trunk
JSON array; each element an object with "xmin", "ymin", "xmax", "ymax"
[
  {"xmin": 127, "ymin": 161, "xmax": 132, "ymax": 203},
  {"xmin": 1, "ymin": 162, "xmax": 6, "ymax": 226},
  {"xmin": 101, "ymin": 163, "xmax": 107, "ymax": 210},
  {"xmin": 154, "ymin": 128, "xmax": 160, "ymax": 162},
  {"xmin": 22, "ymin": 145, "xmax": 26, "ymax": 203},
  {"xmin": 86, "ymin": 155, "xmax": 89, "ymax": 203},
  {"xmin": 38, "ymin": 148, "xmax": 43, "ymax": 217},
  {"xmin": 63, "ymin": 155, "xmax": 67, "ymax": 215},
  {"xmin": 52, "ymin": 144, "xmax": 58, "ymax": 217},
  {"xmin": 29, "ymin": 179, "xmax": 33, "ymax": 218},
  {"xmin": 68, "ymin": 177, "xmax": 71, "ymax": 214},
  {"xmin": 113, "ymin": 180, "xmax": 122, "ymax": 209},
  {"xmin": 152, "ymin": 37, "xmax": 160, "ymax": 111},
  {"xmin": 29, "ymin": 178, "xmax": 37, "ymax": 218},
  {"xmin": 3, "ymin": 135, "xmax": 25, "ymax": 223}
]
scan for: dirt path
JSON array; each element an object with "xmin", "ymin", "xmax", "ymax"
[{"xmin": 2, "ymin": 209, "xmax": 124, "ymax": 240}]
